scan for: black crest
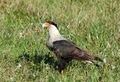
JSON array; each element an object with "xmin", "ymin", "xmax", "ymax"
[{"xmin": 46, "ymin": 21, "xmax": 58, "ymax": 28}]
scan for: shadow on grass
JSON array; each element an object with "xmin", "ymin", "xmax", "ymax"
[{"xmin": 15, "ymin": 52, "xmax": 57, "ymax": 71}]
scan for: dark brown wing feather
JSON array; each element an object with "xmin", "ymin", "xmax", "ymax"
[
  {"xmin": 72, "ymin": 47, "xmax": 95, "ymax": 61},
  {"xmin": 53, "ymin": 40, "xmax": 95, "ymax": 61},
  {"xmin": 72, "ymin": 47, "xmax": 103, "ymax": 62},
  {"xmin": 53, "ymin": 40, "xmax": 76, "ymax": 57}
]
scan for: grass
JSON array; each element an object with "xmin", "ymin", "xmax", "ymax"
[{"xmin": 0, "ymin": 0, "xmax": 120, "ymax": 82}]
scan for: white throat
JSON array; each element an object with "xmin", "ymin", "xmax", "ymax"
[
  {"xmin": 48, "ymin": 25, "xmax": 66, "ymax": 42},
  {"xmin": 46, "ymin": 25, "xmax": 67, "ymax": 48}
]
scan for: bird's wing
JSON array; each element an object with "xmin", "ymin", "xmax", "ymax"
[
  {"xmin": 53, "ymin": 40, "xmax": 95, "ymax": 61},
  {"xmin": 72, "ymin": 47, "xmax": 95, "ymax": 61},
  {"xmin": 53, "ymin": 40, "xmax": 76, "ymax": 57}
]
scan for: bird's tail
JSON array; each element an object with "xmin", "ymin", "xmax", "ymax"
[
  {"xmin": 88, "ymin": 56, "xmax": 103, "ymax": 67},
  {"xmin": 91, "ymin": 61, "xmax": 100, "ymax": 67},
  {"xmin": 94, "ymin": 56, "xmax": 103, "ymax": 62}
]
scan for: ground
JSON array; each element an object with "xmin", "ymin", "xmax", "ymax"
[{"xmin": 0, "ymin": 0, "xmax": 120, "ymax": 82}]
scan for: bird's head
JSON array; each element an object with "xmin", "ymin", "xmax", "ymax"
[
  {"xmin": 42, "ymin": 21, "xmax": 58, "ymax": 29},
  {"xmin": 42, "ymin": 21, "xmax": 66, "ymax": 41}
]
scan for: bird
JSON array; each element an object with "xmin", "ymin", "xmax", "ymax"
[{"xmin": 42, "ymin": 21, "xmax": 103, "ymax": 73}]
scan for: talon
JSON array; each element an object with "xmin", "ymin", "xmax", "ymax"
[
  {"xmin": 59, "ymin": 70, "xmax": 64, "ymax": 74},
  {"xmin": 61, "ymin": 70, "xmax": 64, "ymax": 74}
]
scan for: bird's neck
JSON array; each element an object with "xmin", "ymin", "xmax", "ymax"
[{"xmin": 48, "ymin": 25, "xmax": 66, "ymax": 41}]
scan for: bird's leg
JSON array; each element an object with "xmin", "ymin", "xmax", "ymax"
[
  {"xmin": 57, "ymin": 56, "xmax": 72, "ymax": 74},
  {"xmin": 57, "ymin": 57, "xmax": 68, "ymax": 74}
]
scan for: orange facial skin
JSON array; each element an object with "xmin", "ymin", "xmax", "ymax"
[{"xmin": 43, "ymin": 22, "xmax": 51, "ymax": 29}]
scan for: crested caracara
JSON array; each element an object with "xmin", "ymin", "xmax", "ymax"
[{"xmin": 42, "ymin": 21, "xmax": 103, "ymax": 73}]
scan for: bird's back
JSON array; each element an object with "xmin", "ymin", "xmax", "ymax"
[{"xmin": 53, "ymin": 40, "xmax": 95, "ymax": 61}]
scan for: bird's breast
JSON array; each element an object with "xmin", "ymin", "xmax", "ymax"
[{"xmin": 47, "ymin": 39, "xmax": 53, "ymax": 48}]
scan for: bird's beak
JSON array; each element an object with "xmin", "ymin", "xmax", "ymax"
[{"xmin": 42, "ymin": 23, "xmax": 45, "ymax": 28}]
